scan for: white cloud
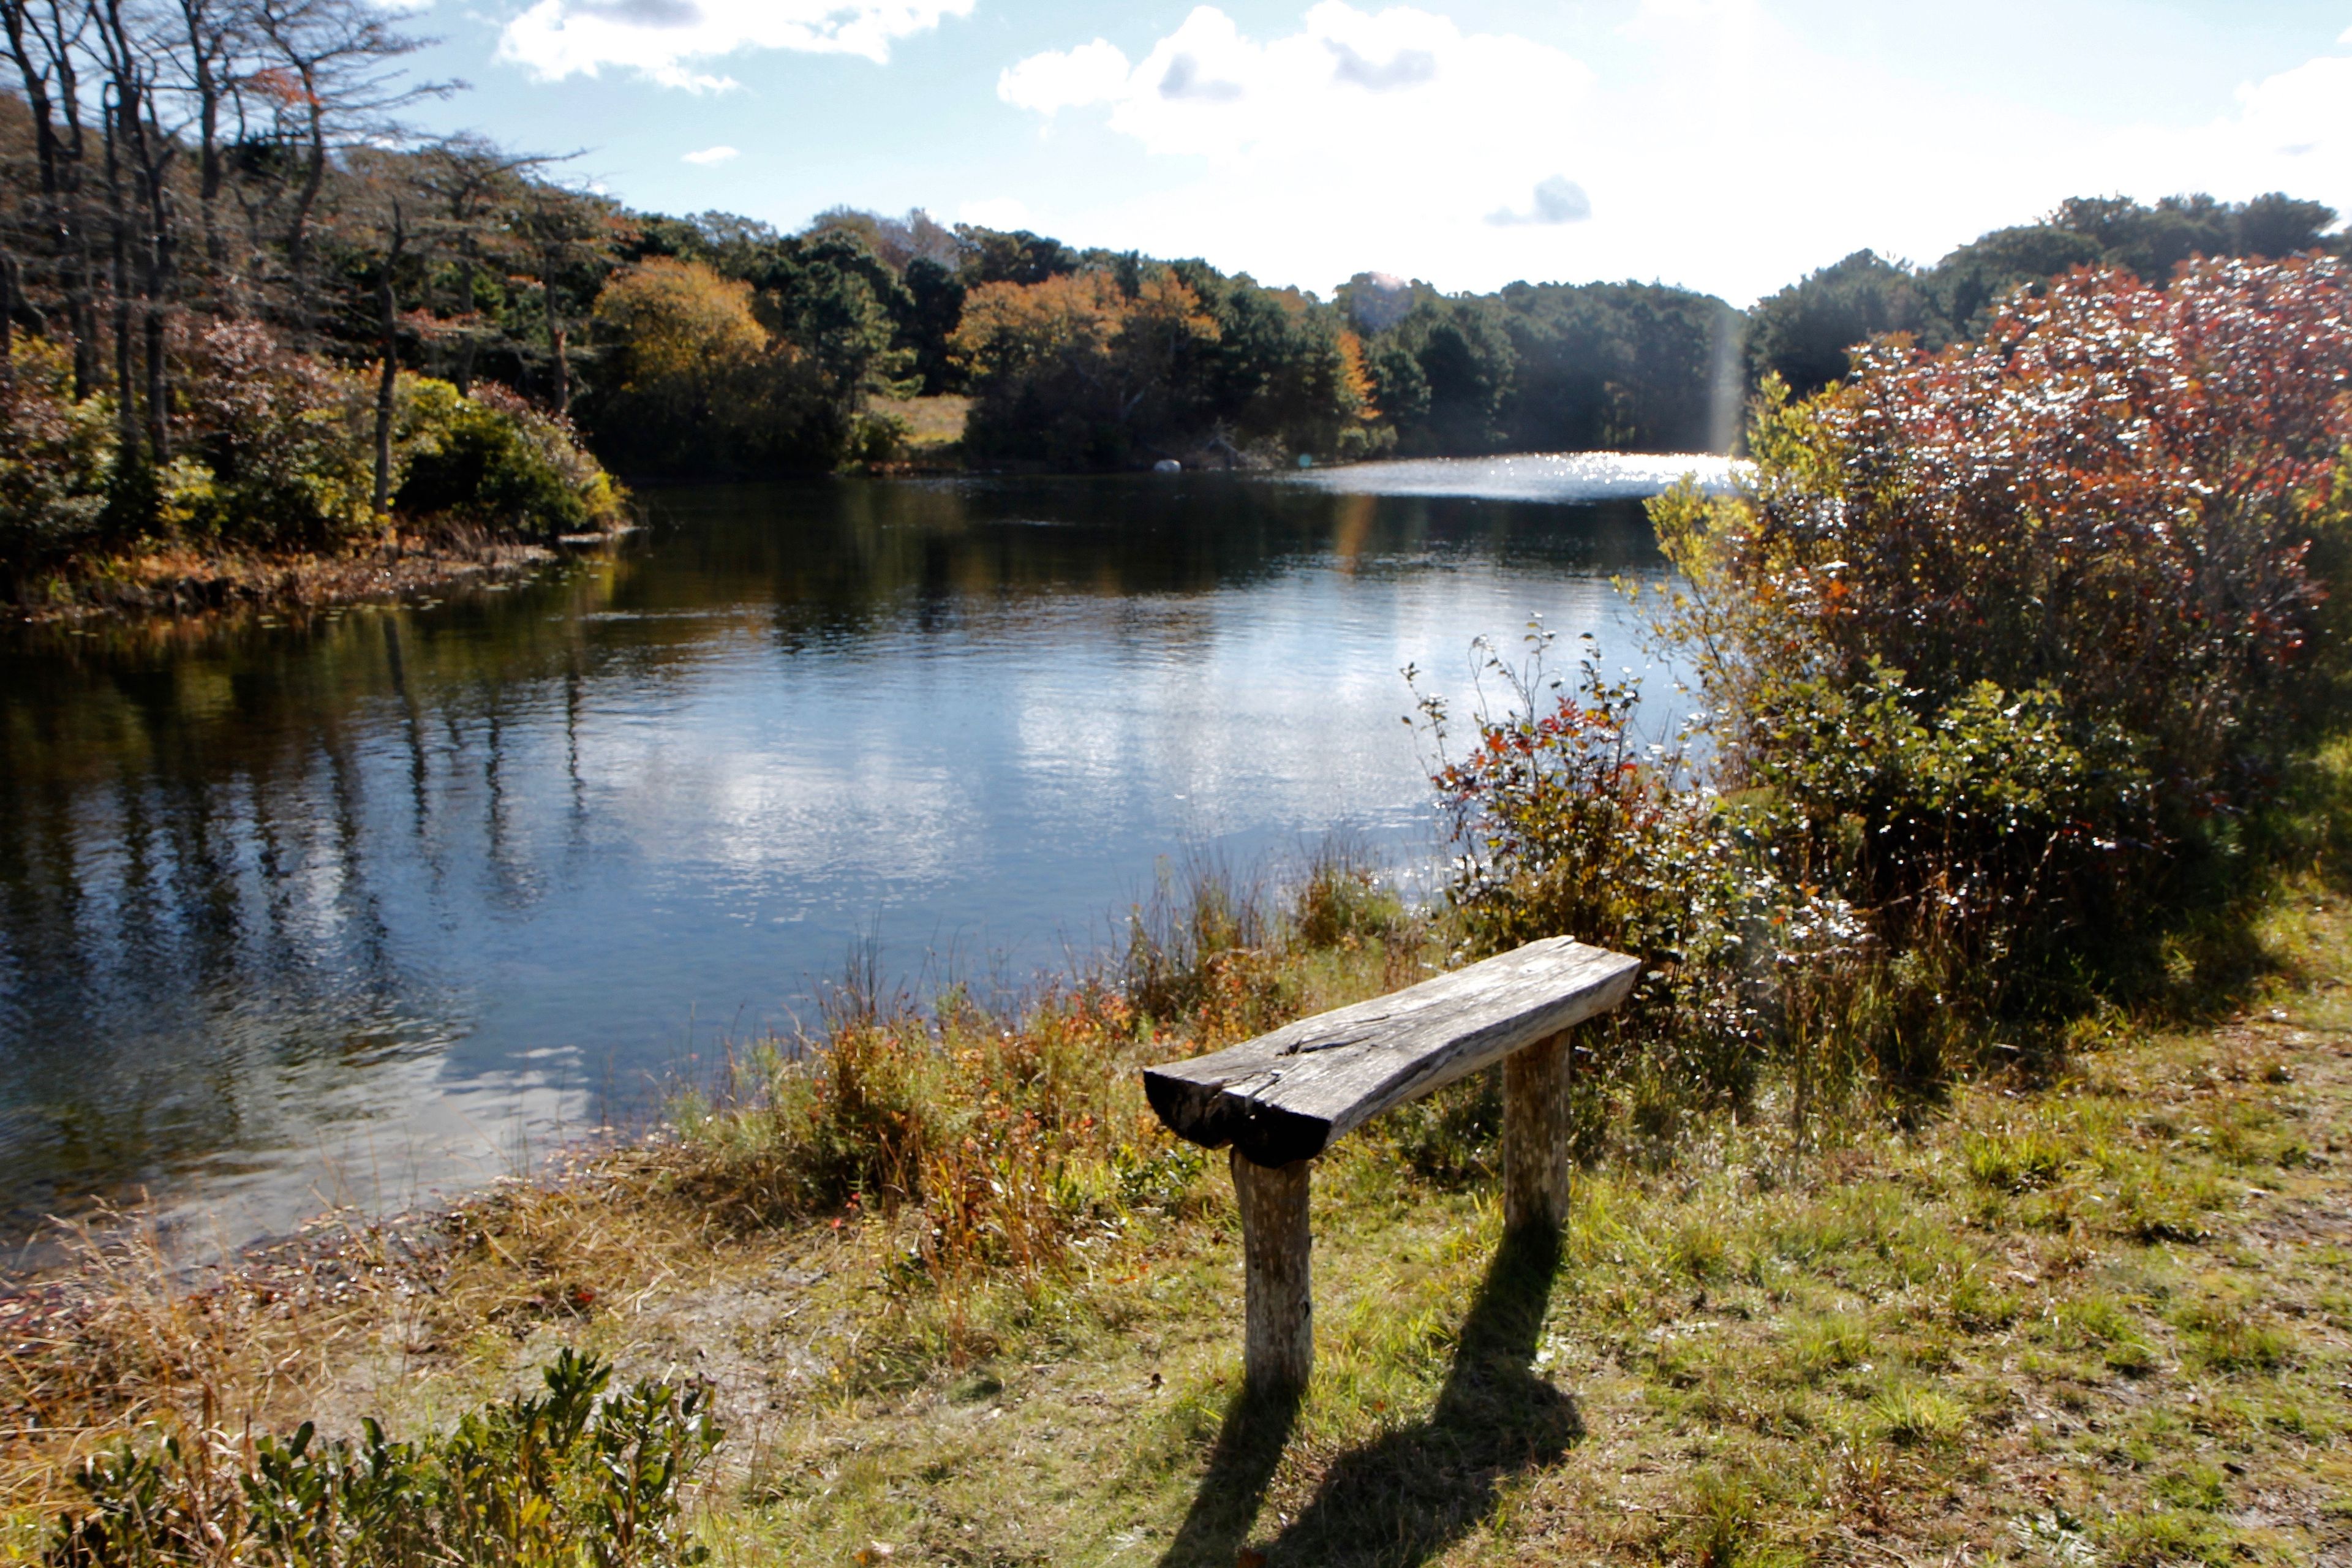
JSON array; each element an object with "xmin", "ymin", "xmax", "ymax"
[
  {"xmin": 2043, "ymin": 50, "xmax": 2352, "ymax": 258},
  {"xmin": 1487, "ymin": 176, "xmax": 1591, "ymax": 227},
  {"xmin": 680, "ymin": 144, "xmax": 739, "ymax": 165},
  {"xmin": 998, "ymin": 0, "xmax": 2352, "ymax": 304},
  {"xmin": 2211, "ymin": 52, "xmax": 2352, "ymax": 170},
  {"xmin": 959, "ymin": 197, "xmax": 1031, "ymax": 230},
  {"xmin": 498, "ymin": 0, "xmax": 973, "ymax": 89},
  {"xmin": 998, "ymin": 2, "xmax": 1580, "ymax": 168},
  {"xmin": 998, "ymin": 38, "xmax": 1131, "ymax": 116},
  {"xmin": 994, "ymin": 1, "xmax": 1599, "ymax": 278}
]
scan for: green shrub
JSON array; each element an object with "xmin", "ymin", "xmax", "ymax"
[
  {"xmin": 1415, "ymin": 631, "xmax": 1863, "ymax": 1109},
  {"xmin": 1430, "ymin": 260, "xmax": 2352, "ymax": 1118},
  {"xmin": 1291, "ymin": 837, "xmax": 1403, "ymax": 949},
  {"xmin": 178, "ymin": 320, "xmax": 377, "ymax": 551},
  {"xmin": 843, "ymin": 410, "xmax": 910, "ymax": 467},
  {"xmin": 0, "ymin": 339, "xmax": 121, "ymax": 571},
  {"xmin": 1654, "ymin": 260, "xmax": 2352, "ymax": 970},
  {"xmin": 396, "ymin": 379, "xmax": 622, "ymax": 535},
  {"xmin": 48, "ymin": 1349, "xmax": 720, "ymax": 1567},
  {"xmin": 3, "ymin": 322, "xmax": 623, "ymax": 584}
]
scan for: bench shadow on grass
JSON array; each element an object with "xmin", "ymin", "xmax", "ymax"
[
  {"xmin": 1156, "ymin": 1225, "xmax": 1581, "ymax": 1568},
  {"xmin": 1153, "ymin": 1383, "xmax": 1302, "ymax": 1568}
]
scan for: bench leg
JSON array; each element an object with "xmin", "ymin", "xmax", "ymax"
[
  {"xmin": 1231, "ymin": 1149, "xmax": 1313, "ymax": 1396},
  {"xmin": 1504, "ymin": 1029, "xmax": 1574, "ymax": 1235}
]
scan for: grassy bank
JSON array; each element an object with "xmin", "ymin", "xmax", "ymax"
[{"xmin": 4, "ymin": 820, "xmax": 2348, "ymax": 1566}]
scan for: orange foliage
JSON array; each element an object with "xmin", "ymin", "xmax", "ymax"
[{"xmin": 950, "ymin": 265, "xmax": 1216, "ymax": 388}]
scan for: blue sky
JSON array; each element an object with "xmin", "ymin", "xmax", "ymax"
[{"xmin": 394, "ymin": 1, "xmax": 2352, "ymax": 304}]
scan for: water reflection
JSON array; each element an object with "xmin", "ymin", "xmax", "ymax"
[{"xmin": 0, "ymin": 470, "xmax": 1668, "ymax": 1264}]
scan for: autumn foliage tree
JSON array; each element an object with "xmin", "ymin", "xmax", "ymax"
[
  {"xmin": 1746, "ymin": 191, "xmax": 2344, "ymax": 399},
  {"xmin": 587, "ymin": 256, "xmax": 840, "ymax": 474},
  {"xmin": 1668, "ymin": 258, "xmax": 2352, "ymax": 804},
  {"xmin": 1186, "ymin": 265, "xmax": 1378, "ymax": 456},
  {"xmin": 1674, "ymin": 257, "xmax": 2352, "ymax": 989},
  {"xmin": 952, "ymin": 265, "xmax": 1218, "ymax": 466},
  {"xmin": 950, "ymin": 260, "xmax": 1384, "ymax": 466}
]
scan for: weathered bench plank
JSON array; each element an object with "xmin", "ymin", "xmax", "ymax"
[
  {"xmin": 1142, "ymin": 935, "xmax": 1641, "ymax": 1395},
  {"xmin": 1144, "ymin": 936, "xmax": 1641, "ymax": 1168}
]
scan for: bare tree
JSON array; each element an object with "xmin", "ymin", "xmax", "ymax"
[
  {"xmin": 1, "ymin": 245, "xmax": 19, "ymax": 394},
  {"xmin": 1, "ymin": 0, "xmax": 99, "ymax": 396},
  {"xmin": 516, "ymin": 179, "xmax": 622, "ymax": 417},
  {"xmin": 92, "ymin": 0, "xmax": 180, "ymax": 461},
  {"xmin": 369, "ymin": 187, "xmax": 399, "ymax": 511},
  {"xmin": 173, "ymin": 0, "xmax": 242, "ymax": 290},
  {"xmin": 409, "ymin": 133, "xmax": 551, "ymax": 396},
  {"xmin": 251, "ymin": 0, "xmax": 447, "ymax": 342}
]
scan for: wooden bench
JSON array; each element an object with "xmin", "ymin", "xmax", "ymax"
[{"xmin": 1142, "ymin": 936, "xmax": 1640, "ymax": 1394}]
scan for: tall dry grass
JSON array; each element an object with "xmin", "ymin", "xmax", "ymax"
[{"xmin": 669, "ymin": 839, "xmax": 1423, "ymax": 1300}]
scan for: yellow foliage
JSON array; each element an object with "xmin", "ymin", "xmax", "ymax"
[
  {"xmin": 1128, "ymin": 266, "xmax": 1219, "ymax": 344},
  {"xmin": 592, "ymin": 257, "xmax": 768, "ymax": 391}
]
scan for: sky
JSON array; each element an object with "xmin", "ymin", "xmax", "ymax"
[{"xmin": 391, "ymin": 0, "xmax": 2352, "ymax": 305}]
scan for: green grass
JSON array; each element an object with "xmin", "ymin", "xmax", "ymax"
[
  {"xmin": 670, "ymin": 948, "xmax": 2350, "ymax": 1565},
  {"xmin": 12, "ymin": 859, "xmax": 2352, "ymax": 1564},
  {"xmin": 867, "ymin": 394, "xmax": 971, "ymax": 453}
]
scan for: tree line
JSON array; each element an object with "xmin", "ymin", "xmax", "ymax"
[
  {"xmin": 477, "ymin": 186, "xmax": 2348, "ymax": 478},
  {"xmin": 4, "ymin": 0, "xmax": 2348, "ymax": 586}
]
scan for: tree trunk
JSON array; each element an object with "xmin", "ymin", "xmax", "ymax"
[
  {"xmin": 143, "ymin": 304, "xmax": 167, "ymax": 462},
  {"xmin": 2, "ymin": 0, "xmax": 96, "ymax": 398},
  {"xmin": 372, "ymin": 216, "xmax": 404, "ymax": 517},
  {"xmin": 53, "ymin": 23, "xmax": 95, "ymax": 401},
  {"xmin": 123, "ymin": 66, "xmax": 178, "ymax": 464},
  {"xmin": 453, "ymin": 257, "xmax": 476, "ymax": 396},
  {"xmin": 1, "ymin": 249, "xmax": 16, "ymax": 401},
  {"xmin": 104, "ymin": 98, "xmax": 137, "ymax": 459},
  {"xmin": 59, "ymin": 256, "xmax": 91, "ymax": 396},
  {"xmin": 543, "ymin": 268, "xmax": 569, "ymax": 416},
  {"xmin": 182, "ymin": 0, "xmax": 225, "ymax": 284},
  {"xmin": 285, "ymin": 69, "xmax": 328, "ymax": 345}
]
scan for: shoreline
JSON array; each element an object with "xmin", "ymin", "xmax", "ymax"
[
  {"xmin": 0, "ymin": 448, "xmax": 1726, "ymax": 627},
  {"xmin": 4, "ymin": 527, "xmax": 630, "ymax": 627}
]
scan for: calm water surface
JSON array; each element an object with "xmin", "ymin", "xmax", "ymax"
[{"xmin": 0, "ymin": 456, "xmax": 1719, "ymax": 1264}]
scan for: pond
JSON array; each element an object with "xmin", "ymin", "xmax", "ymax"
[{"xmin": 0, "ymin": 453, "xmax": 1731, "ymax": 1266}]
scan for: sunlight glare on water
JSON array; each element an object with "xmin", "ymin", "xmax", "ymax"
[{"xmin": 1291, "ymin": 450, "xmax": 1746, "ymax": 501}]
